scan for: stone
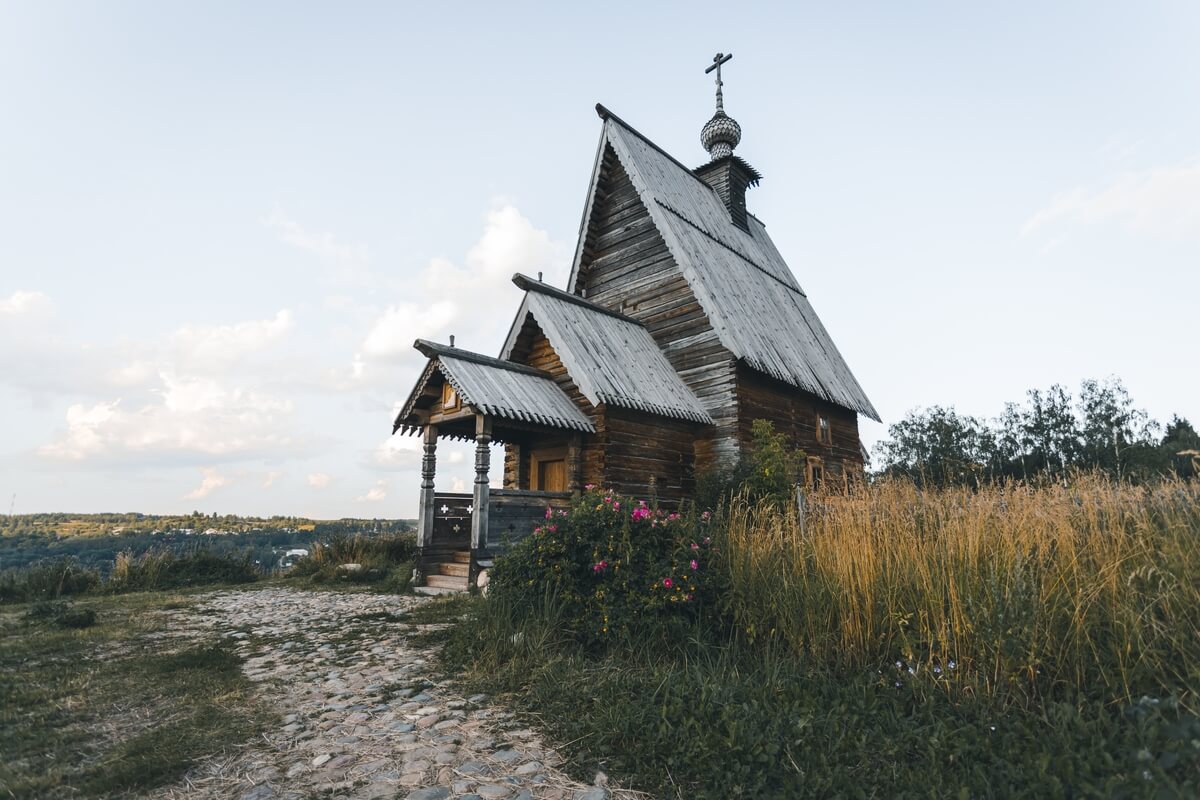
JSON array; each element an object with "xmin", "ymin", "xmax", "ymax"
[
  {"xmin": 491, "ymin": 749, "xmax": 521, "ymax": 765},
  {"xmin": 514, "ymin": 761, "xmax": 541, "ymax": 776},
  {"xmin": 326, "ymin": 754, "xmax": 355, "ymax": 769},
  {"xmin": 573, "ymin": 790, "xmax": 609, "ymax": 800},
  {"xmin": 415, "ymin": 714, "xmax": 441, "ymax": 729},
  {"xmin": 240, "ymin": 786, "xmax": 274, "ymax": 800},
  {"xmin": 312, "ymin": 754, "xmax": 333, "ymax": 767},
  {"xmin": 456, "ymin": 761, "xmax": 488, "ymax": 776},
  {"xmin": 476, "ymin": 786, "xmax": 512, "ymax": 799},
  {"xmin": 404, "ymin": 789, "xmax": 451, "ymax": 800}
]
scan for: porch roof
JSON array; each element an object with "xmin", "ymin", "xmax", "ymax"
[{"xmin": 393, "ymin": 340, "xmax": 595, "ymax": 436}]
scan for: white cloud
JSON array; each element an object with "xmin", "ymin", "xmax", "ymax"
[
  {"xmin": 171, "ymin": 310, "xmax": 293, "ymax": 366},
  {"xmin": 1023, "ymin": 159, "xmax": 1200, "ymax": 240},
  {"xmin": 308, "ymin": 472, "xmax": 333, "ymax": 489},
  {"xmin": 356, "ymin": 479, "xmax": 388, "ymax": 502},
  {"xmin": 38, "ymin": 372, "xmax": 298, "ymax": 463},
  {"xmin": 370, "ymin": 435, "xmax": 422, "ymax": 471},
  {"xmin": 0, "ymin": 290, "xmax": 51, "ymax": 316},
  {"xmin": 261, "ymin": 209, "xmax": 372, "ymax": 283},
  {"xmin": 449, "ymin": 477, "xmax": 467, "ymax": 493},
  {"xmin": 262, "ymin": 470, "xmax": 283, "ymax": 488},
  {"xmin": 353, "ymin": 203, "xmax": 566, "ymax": 382},
  {"xmin": 184, "ymin": 467, "xmax": 230, "ymax": 499}
]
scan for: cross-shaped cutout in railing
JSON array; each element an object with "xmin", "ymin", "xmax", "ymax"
[
  {"xmin": 452, "ymin": 523, "xmax": 461, "ymax": 533},
  {"xmin": 439, "ymin": 504, "xmax": 449, "ymax": 514}
]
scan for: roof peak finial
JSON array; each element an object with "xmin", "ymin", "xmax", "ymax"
[
  {"xmin": 706, "ymin": 52, "xmax": 732, "ymax": 114},
  {"xmin": 700, "ymin": 52, "xmax": 741, "ymax": 160}
]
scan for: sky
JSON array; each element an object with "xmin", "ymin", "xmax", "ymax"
[{"xmin": 1, "ymin": 1, "xmax": 1198, "ymax": 519}]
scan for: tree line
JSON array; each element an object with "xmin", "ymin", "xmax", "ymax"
[{"xmin": 873, "ymin": 377, "xmax": 1198, "ymax": 486}]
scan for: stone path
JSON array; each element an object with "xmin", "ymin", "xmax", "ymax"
[{"xmin": 153, "ymin": 587, "xmax": 641, "ymax": 800}]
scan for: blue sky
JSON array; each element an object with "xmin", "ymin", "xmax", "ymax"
[{"xmin": 2, "ymin": 1, "xmax": 1197, "ymax": 518}]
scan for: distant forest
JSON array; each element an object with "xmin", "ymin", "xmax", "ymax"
[
  {"xmin": 874, "ymin": 377, "xmax": 1199, "ymax": 486},
  {"xmin": 0, "ymin": 512, "xmax": 415, "ymax": 573}
]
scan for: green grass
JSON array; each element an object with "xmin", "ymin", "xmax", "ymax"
[{"xmin": 0, "ymin": 592, "xmax": 270, "ymax": 799}]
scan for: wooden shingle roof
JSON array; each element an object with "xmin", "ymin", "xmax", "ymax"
[
  {"xmin": 502, "ymin": 275, "xmax": 713, "ymax": 425},
  {"xmin": 569, "ymin": 107, "xmax": 880, "ymax": 422},
  {"xmin": 393, "ymin": 340, "xmax": 594, "ymax": 435}
]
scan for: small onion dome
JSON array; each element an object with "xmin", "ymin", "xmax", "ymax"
[{"xmin": 701, "ymin": 110, "xmax": 741, "ymax": 160}]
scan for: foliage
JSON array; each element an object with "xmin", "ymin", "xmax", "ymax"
[
  {"xmin": 694, "ymin": 419, "xmax": 805, "ymax": 510},
  {"xmin": 288, "ymin": 533, "xmax": 415, "ymax": 592},
  {"xmin": 489, "ymin": 488, "xmax": 716, "ymax": 645},
  {"xmin": 876, "ymin": 377, "xmax": 1183, "ymax": 486},
  {"xmin": 106, "ymin": 549, "xmax": 259, "ymax": 592},
  {"xmin": 437, "ymin": 475, "xmax": 1200, "ymax": 798},
  {"xmin": 0, "ymin": 557, "xmax": 100, "ymax": 603}
]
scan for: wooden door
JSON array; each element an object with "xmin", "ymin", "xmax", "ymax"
[{"xmin": 537, "ymin": 459, "xmax": 567, "ymax": 492}]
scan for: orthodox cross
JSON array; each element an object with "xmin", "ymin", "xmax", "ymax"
[{"xmin": 705, "ymin": 52, "xmax": 733, "ymax": 113}]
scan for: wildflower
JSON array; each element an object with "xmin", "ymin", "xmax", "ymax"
[
  {"xmin": 613, "ymin": 502, "xmax": 621, "ymax": 511},
  {"xmin": 933, "ymin": 666, "xmax": 942, "ymax": 675},
  {"xmin": 894, "ymin": 681, "xmax": 902, "ymax": 689},
  {"xmin": 558, "ymin": 509, "xmax": 568, "ymax": 517},
  {"xmin": 631, "ymin": 507, "xmax": 651, "ymax": 521},
  {"xmin": 701, "ymin": 510, "xmax": 712, "ymax": 521},
  {"xmin": 592, "ymin": 560, "xmax": 609, "ymax": 574},
  {"xmin": 895, "ymin": 660, "xmax": 903, "ymax": 669},
  {"xmin": 948, "ymin": 660, "xmax": 956, "ymax": 670},
  {"xmin": 667, "ymin": 512, "xmax": 680, "ymax": 521},
  {"xmin": 690, "ymin": 542, "xmax": 699, "ymax": 551},
  {"xmin": 663, "ymin": 577, "xmax": 673, "ymax": 589},
  {"xmin": 703, "ymin": 536, "xmax": 711, "ymax": 545},
  {"xmin": 533, "ymin": 526, "xmax": 543, "ymax": 535},
  {"xmin": 544, "ymin": 506, "xmax": 553, "ymax": 520},
  {"xmin": 690, "ymin": 559, "xmax": 699, "ymax": 570},
  {"xmin": 585, "ymin": 483, "xmax": 596, "ymax": 490},
  {"xmin": 546, "ymin": 523, "xmax": 557, "ymax": 533},
  {"xmin": 602, "ymin": 495, "xmax": 612, "ymax": 505}
]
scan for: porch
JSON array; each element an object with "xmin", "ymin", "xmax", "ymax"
[{"xmin": 393, "ymin": 340, "xmax": 596, "ymax": 592}]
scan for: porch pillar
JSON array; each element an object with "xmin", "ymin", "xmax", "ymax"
[
  {"xmin": 417, "ymin": 424, "xmax": 438, "ymax": 549},
  {"xmin": 567, "ymin": 433, "xmax": 582, "ymax": 495},
  {"xmin": 471, "ymin": 416, "xmax": 492, "ymax": 553}
]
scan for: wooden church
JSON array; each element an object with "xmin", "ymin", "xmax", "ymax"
[{"xmin": 394, "ymin": 55, "xmax": 878, "ymax": 591}]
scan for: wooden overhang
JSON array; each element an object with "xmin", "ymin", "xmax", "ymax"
[
  {"xmin": 393, "ymin": 339, "xmax": 595, "ymax": 442},
  {"xmin": 501, "ymin": 274, "xmax": 713, "ymax": 425}
]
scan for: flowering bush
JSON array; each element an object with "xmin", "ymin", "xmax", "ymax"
[{"xmin": 488, "ymin": 488, "xmax": 717, "ymax": 644}]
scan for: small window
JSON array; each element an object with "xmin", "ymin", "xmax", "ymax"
[
  {"xmin": 816, "ymin": 414, "xmax": 832, "ymax": 446},
  {"xmin": 807, "ymin": 456, "xmax": 824, "ymax": 490},
  {"xmin": 441, "ymin": 382, "xmax": 460, "ymax": 412}
]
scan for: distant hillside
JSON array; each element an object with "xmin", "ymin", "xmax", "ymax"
[{"xmin": 0, "ymin": 513, "xmax": 416, "ymax": 573}]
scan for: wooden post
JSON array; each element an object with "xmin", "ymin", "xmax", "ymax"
[
  {"xmin": 417, "ymin": 424, "xmax": 438, "ymax": 550},
  {"xmin": 567, "ymin": 433, "xmax": 582, "ymax": 495},
  {"xmin": 471, "ymin": 416, "xmax": 492, "ymax": 554}
]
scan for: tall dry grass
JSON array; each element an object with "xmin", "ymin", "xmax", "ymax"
[{"xmin": 720, "ymin": 475, "xmax": 1200, "ymax": 703}]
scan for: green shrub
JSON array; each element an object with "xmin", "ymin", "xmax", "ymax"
[
  {"xmin": 0, "ymin": 558, "xmax": 101, "ymax": 603},
  {"xmin": 55, "ymin": 607, "xmax": 97, "ymax": 629},
  {"xmin": 694, "ymin": 419, "xmax": 804, "ymax": 511},
  {"xmin": 489, "ymin": 488, "xmax": 717, "ymax": 644},
  {"xmin": 289, "ymin": 533, "xmax": 416, "ymax": 580},
  {"xmin": 107, "ymin": 549, "xmax": 259, "ymax": 592}
]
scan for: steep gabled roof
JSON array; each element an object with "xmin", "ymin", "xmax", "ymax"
[
  {"xmin": 501, "ymin": 275, "xmax": 713, "ymax": 425},
  {"xmin": 394, "ymin": 340, "xmax": 594, "ymax": 435},
  {"xmin": 567, "ymin": 106, "xmax": 880, "ymax": 422}
]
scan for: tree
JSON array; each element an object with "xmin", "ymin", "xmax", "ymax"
[
  {"xmin": 874, "ymin": 406, "xmax": 996, "ymax": 487},
  {"xmin": 1161, "ymin": 416, "xmax": 1200, "ymax": 479}
]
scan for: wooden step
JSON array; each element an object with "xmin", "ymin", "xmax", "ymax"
[
  {"xmin": 450, "ymin": 550, "xmax": 471, "ymax": 564},
  {"xmin": 437, "ymin": 561, "xmax": 469, "ymax": 578},
  {"xmin": 424, "ymin": 574, "xmax": 469, "ymax": 591}
]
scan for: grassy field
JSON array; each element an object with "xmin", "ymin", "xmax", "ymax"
[
  {"xmin": 0, "ymin": 591, "xmax": 270, "ymax": 799},
  {"xmin": 434, "ymin": 477, "xmax": 1200, "ymax": 798}
]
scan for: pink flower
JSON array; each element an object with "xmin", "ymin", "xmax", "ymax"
[
  {"xmin": 690, "ymin": 559, "xmax": 699, "ymax": 570},
  {"xmin": 558, "ymin": 509, "xmax": 568, "ymax": 517},
  {"xmin": 533, "ymin": 526, "xmax": 543, "ymax": 535},
  {"xmin": 703, "ymin": 536, "xmax": 711, "ymax": 545},
  {"xmin": 662, "ymin": 577, "xmax": 673, "ymax": 589},
  {"xmin": 585, "ymin": 483, "xmax": 596, "ymax": 490},
  {"xmin": 613, "ymin": 502, "xmax": 620, "ymax": 511},
  {"xmin": 701, "ymin": 511, "xmax": 712, "ymax": 521},
  {"xmin": 602, "ymin": 495, "xmax": 612, "ymax": 505},
  {"xmin": 631, "ymin": 507, "xmax": 651, "ymax": 521},
  {"xmin": 638, "ymin": 499, "xmax": 647, "ymax": 507},
  {"xmin": 592, "ymin": 560, "xmax": 608, "ymax": 573},
  {"xmin": 546, "ymin": 524, "xmax": 557, "ymax": 533},
  {"xmin": 690, "ymin": 542, "xmax": 699, "ymax": 551},
  {"xmin": 686, "ymin": 593, "xmax": 695, "ymax": 602},
  {"xmin": 544, "ymin": 506, "xmax": 554, "ymax": 520}
]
